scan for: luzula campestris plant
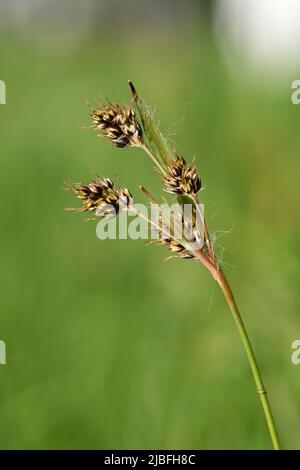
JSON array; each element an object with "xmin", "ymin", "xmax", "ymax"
[{"xmin": 67, "ymin": 81, "xmax": 281, "ymax": 449}]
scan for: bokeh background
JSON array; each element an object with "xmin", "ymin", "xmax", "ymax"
[{"xmin": 0, "ymin": 0, "xmax": 300, "ymax": 450}]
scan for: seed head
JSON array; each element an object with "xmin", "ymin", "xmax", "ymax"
[
  {"xmin": 180, "ymin": 166, "xmax": 201, "ymax": 196},
  {"xmin": 92, "ymin": 104, "xmax": 143, "ymax": 148},
  {"xmin": 73, "ymin": 177, "xmax": 132, "ymax": 216},
  {"xmin": 164, "ymin": 155, "xmax": 201, "ymax": 196}
]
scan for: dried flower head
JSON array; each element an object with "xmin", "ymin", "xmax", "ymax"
[
  {"xmin": 180, "ymin": 166, "xmax": 201, "ymax": 196},
  {"xmin": 164, "ymin": 155, "xmax": 201, "ymax": 196},
  {"xmin": 73, "ymin": 177, "xmax": 132, "ymax": 216},
  {"xmin": 157, "ymin": 237, "xmax": 195, "ymax": 260},
  {"xmin": 92, "ymin": 104, "xmax": 142, "ymax": 148}
]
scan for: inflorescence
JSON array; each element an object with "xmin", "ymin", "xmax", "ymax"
[{"xmin": 67, "ymin": 82, "xmax": 214, "ymax": 263}]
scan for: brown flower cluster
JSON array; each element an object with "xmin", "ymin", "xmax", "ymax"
[
  {"xmin": 92, "ymin": 104, "xmax": 142, "ymax": 148},
  {"xmin": 74, "ymin": 177, "xmax": 132, "ymax": 217},
  {"xmin": 164, "ymin": 155, "xmax": 201, "ymax": 196},
  {"xmin": 156, "ymin": 237, "xmax": 195, "ymax": 260}
]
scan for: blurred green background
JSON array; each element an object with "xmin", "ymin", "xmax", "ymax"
[{"xmin": 0, "ymin": 0, "xmax": 299, "ymax": 450}]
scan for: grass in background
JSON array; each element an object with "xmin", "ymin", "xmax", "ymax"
[{"xmin": 0, "ymin": 29, "xmax": 299, "ymax": 449}]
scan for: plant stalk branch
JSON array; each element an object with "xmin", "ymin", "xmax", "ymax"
[{"xmin": 139, "ymin": 143, "xmax": 167, "ymax": 176}]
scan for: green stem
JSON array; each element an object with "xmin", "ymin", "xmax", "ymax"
[{"xmin": 215, "ymin": 268, "xmax": 281, "ymax": 450}]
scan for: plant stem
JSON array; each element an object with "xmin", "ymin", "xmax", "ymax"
[
  {"xmin": 129, "ymin": 80, "xmax": 171, "ymax": 165},
  {"xmin": 192, "ymin": 194, "xmax": 214, "ymax": 261},
  {"xmin": 215, "ymin": 268, "xmax": 281, "ymax": 450},
  {"xmin": 139, "ymin": 143, "xmax": 167, "ymax": 176}
]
